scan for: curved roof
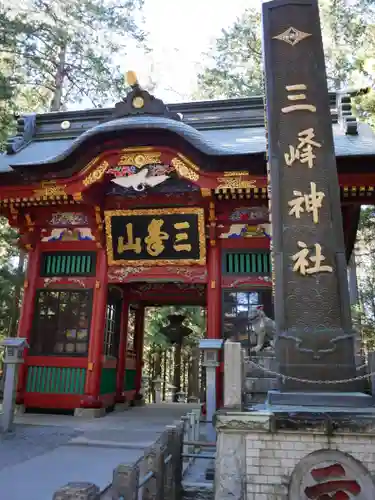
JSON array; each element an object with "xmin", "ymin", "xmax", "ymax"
[{"xmin": 0, "ymin": 88, "xmax": 374, "ymax": 176}]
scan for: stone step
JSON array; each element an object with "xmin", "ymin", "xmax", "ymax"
[
  {"xmin": 244, "ymin": 377, "xmax": 278, "ymax": 393},
  {"xmin": 245, "ymin": 357, "xmax": 278, "ymax": 378},
  {"xmin": 243, "ymin": 393, "xmax": 267, "ymax": 405}
]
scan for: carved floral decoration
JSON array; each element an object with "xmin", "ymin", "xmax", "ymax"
[
  {"xmin": 44, "ymin": 278, "xmax": 87, "ymax": 288},
  {"xmin": 49, "ymin": 212, "xmax": 89, "ymax": 226}
]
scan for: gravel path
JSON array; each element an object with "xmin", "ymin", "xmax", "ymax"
[{"xmin": 0, "ymin": 424, "xmax": 82, "ymax": 471}]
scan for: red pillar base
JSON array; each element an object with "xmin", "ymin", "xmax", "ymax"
[
  {"xmin": 80, "ymin": 394, "xmax": 103, "ymax": 409},
  {"xmin": 115, "ymin": 394, "xmax": 127, "ymax": 404}
]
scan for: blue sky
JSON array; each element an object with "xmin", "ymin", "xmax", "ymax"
[{"xmin": 124, "ymin": 0, "xmax": 260, "ymax": 102}]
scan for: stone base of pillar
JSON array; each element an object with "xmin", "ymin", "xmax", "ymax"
[
  {"xmin": 114, "ymin": 401, "xmax": 130, "ymax": 411},
  {"xmin": 74, "ymin": 407, "xmax": 106, "ymax": 418},
  {"xmin": 132, "ymin": 395, "xmax": 145, "ymax": 407},
  {"xmin": 15, "ymin": 404, "xmax": 26, "ymax": 415},
  {"xmin": 215, "ymin": 410, "xmax": 375, "ymax": 500},
  {"xmin": 266, "ymin": 390, "xmax": 375, "ymax": 408}
]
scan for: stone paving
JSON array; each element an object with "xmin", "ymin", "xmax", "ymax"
[
  {"xmin": 0, "ymin": 424, "xmax": 81, "ymax": 471},
  {"xmin": 0, "ymin": 403, "xmax": 199, "ymax": 500}
]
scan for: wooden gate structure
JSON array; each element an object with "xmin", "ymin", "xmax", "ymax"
[{"xmin": 0, "ymin": 72, "xmax": 373, "ymax": 412}]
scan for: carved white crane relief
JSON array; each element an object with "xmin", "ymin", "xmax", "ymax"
[{"xmin": 111, "ymin": 166, "xmax": 170, "ymax": 192}]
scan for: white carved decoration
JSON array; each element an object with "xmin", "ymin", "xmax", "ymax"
[{"xmin": 111, "ymin": 167, "xmax": 169, "ymax": 192}]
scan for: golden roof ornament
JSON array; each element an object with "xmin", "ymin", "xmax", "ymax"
[
  {"xmin": 113, "ymin": 69, "xmax": 181, "ymax": 121},
  {"xmin": 126, "ymin": 70, "xmax": 138, "ymax": 88},
  {"xmin": 125, "ymin": 70, "xmax": 144, "ymax": 109}
]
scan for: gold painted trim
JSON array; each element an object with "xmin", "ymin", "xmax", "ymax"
[
  {"xmin": 175, "ymin": 153, "xmax": 200, "ymax": 172},
  {"xmin": 83, "ymin": 161, "xmax": 109, "ymax": 186},
  {"xmin": 171, "ymin": 157, "xmax": 200, "ymax": 182},
  {"xmin": 200, "ymin": 188, "xmax": 212, "ymax": 198},
  {"xmin": 79, "ymin": 155, "xmax": 101, "ymax": 175},
  {"xmin": 217, "ymin": 177, "xmax": 256, "ymax": 190},
  {"xmin": 223, "ymin": 171, "xmax": 248, "ymax": 177},
  {"xmin": 118, "ymin": 151, "xmax": 162, "ymax": 168},
  {"xmin": 33, "ymin": 181, "xmax": 67, "ymax": 198},
  {"xmin": 104, "ymin": 207, "xmax": 206, "ymax": 267}
]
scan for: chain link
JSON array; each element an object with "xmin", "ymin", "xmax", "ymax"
[{"xmin": 245, "ymin": 359, "xmax": 373, "ymax": 385}]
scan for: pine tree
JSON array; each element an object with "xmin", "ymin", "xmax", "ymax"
[
  {"xmin": 195, "ymin": 1, "xmax": 375, "ymax": 99},
  {"xmin": 0, "ymin": 0, "xmax": 147, "ymax": 336},
  {"xmin": 354, "ymin": 206, "xmax": 375, "ymax": 350},
  {"xmin": 194, "ymin": 8, "xmax": 262, "ymax": 100},
  {"xmin": 0, "ymin": 218, "xmax": 22, "ymax": 338},
  {"xmin": 0, "ymin": 0, "xmax": 146, "ymax": 111}
]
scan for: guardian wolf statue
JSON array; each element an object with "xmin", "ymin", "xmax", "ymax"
[{"xmin": 248, "ymin": 305, "xmax": 276, "ymax": 353}]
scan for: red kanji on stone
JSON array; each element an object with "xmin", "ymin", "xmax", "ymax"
[{"xmin": 304, "ymin": 463, "xmax": 361, "ymax": 500}]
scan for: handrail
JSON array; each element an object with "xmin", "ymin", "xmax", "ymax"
[{"xmin": 52, "ymin": 407, "xmax": 203, "ymax": 499}]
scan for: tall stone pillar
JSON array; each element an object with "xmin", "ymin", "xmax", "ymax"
[{"xmin": 262, "ymin": 0, "xmax": 362, "ymax": 404}]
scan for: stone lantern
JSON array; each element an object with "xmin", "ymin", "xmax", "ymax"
[{"xmin": 161, "ymin": 314, "xmax": 192, "ymax": 401}]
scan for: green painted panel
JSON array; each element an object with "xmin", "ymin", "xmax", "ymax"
[
  {"xmin": 100, "ymin": 367, "xmax": 117, "ymax": 394},
  {"xmin": 225, "ymin": 252, "xmax": 271, "ymax": 275},
  {"xmin": 239, "ymin": 253, "xmax": 245, "ymax": 273},
  {"xmin": 124, "ymin": 369, "xmax": 136, "ymax": 391},
  {"xmin": 263, "ymin": 253, "xmax": 269, "ymax": 273},
  {"xmin": 26, "ymin": 366, "xmax": 86, "ymax": 394},
  {"xmin": 246, "ymin": 254, "xmax": 251, "ymax": 272},
  {"xmin": 41, "ymin": 252, "xmax": 96, "ymax": 277},
  {"xmin": 227, "ymin": 254, "xmax": 233, "ymax": 273}
]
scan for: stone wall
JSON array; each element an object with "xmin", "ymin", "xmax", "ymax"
[{"xmin": 215, "ymin": 411, "xmax": 375, "ymax": 500}]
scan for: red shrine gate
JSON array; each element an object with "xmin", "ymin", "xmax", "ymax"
[
  {"xmin": 4, "ymin": 144, "xmax": 271, "ymax": 413},
  {"xmin": 1, "ymin": 77, "xmax": 366, "ymax": 413}
]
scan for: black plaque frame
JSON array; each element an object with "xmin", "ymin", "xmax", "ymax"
[{"xmin": 104, "ymin": 208, "xmax": 206, "ymax": 266}]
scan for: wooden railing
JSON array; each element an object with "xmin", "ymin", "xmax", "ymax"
[
  {"xmin": 108, "ymin": 423, "xmax": 184, "ymax": 500},
  {"xmin": 53, "ymin": 421, "xmax": 185, "ymax": 500}
]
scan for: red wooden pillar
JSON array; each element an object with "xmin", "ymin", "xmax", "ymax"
[
  {"xmin": 207, "ymin": 243, "xmax": 221, "ymax": 340},
  {"xmin": 134, "ymin": 304, "xmax": 145, "ymax": 398},
  {"xmin": 115, "ymin": 292, "xmax": 129, "ymax": 403},
  {"xmin": 82, "ymin": 249, "xmax": 108, "ymax": 408},
  {"xmin": 206, "ymin": 203, "xmax": 222, "ymax": 408},
  {"xmin": 16, "ymin": 243, "xmax": 42, "ymax": 404}
]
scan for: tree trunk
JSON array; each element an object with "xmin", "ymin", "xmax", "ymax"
[
  {"xmin": 50, "ymin": 43, "xmax": 67, "ymax": 111},
  {"xmin": 184, "ymin": 351, "xmax": 189, "ymax": 393},
  {"xmin": 9, "ymin": 249, "xmax": 25, "ymax": 337},
  {"xmin": 154, "ymin": 347, "xmax": 161, "ymax": 378},
  {"xmin": 189, "ymin": 346, "xmax": 200, "ymax": 399},
  {"xmin": 199, "ymin": 350, "xmax": 205, "ymax": 401},
  {"xmin": 173, "ymin": 343, "xmax": 182, "ymax": 400},
  {"xmin": 147, "ymin": 346, "xmax": 153, "ymax": 403},
  {"xmin": 348, "ymin": 253, "xmax": 359, "ymax": 306},
  {"xmin": 162, "ymin": 349, "xmax": 167, "ymax": 400}
]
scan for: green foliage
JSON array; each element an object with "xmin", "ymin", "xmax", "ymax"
[
  {"xmin": 194, "ymin": 9, "xmax": 262, "ymax": 100},
  {"xmin": 0, "ymin": 0, "xmax": 147, "ymax": 331},
  {"xmin": 0, "ymin": 217, "xmax": 22, "ymax": 337},
  {"xmin": 196, "ymin": 0, "xmax": 375, "ymax": 101},
  {"xmin": 0, "ymin": 0, "xmax": 145, "ymax": 111},
  {"xmin": 354, "ymin": 206, "xmax": 375, "ymax": 349}
]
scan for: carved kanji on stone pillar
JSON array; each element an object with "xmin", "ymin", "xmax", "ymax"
[{"xmin": 262, "ymin": 0, "xmax": 358, "ymax": 399}]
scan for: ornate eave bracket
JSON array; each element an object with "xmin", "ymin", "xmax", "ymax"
[
  {"xmin": 112, "ymin": 71, "xmax": 182, "ymax": 122},
  {"xmin": 6, "ymin": 114, "xmax": 37, "ymax": 154}
]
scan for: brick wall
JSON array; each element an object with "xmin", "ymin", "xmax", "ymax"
[{"xmin": 246, "ymin": 431, "xmax": 375, "ymax": 500}]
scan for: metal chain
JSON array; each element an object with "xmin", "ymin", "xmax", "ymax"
[{"xmin": 245, "ymin": 359, "xmax": 373, "ymax": 385}]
